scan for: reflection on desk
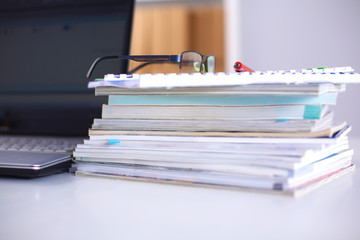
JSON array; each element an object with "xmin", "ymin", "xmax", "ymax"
[{"xmin": 0, "ymin": 138, "xmax": 360, "ymax": 240}]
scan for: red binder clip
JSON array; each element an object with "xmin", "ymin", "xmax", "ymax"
[{"xmin": 233, "ymin": 61, "xmax": 254, "ymax": 72}]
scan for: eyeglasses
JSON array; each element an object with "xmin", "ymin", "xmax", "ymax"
[{"xmin": 86, "ymin": 50, "xmax": 216, "ymax": 78}]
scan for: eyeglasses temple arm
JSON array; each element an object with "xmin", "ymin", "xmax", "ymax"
[
  {"xmin": 128, "ymin": 62, "xmax": 153, "ymax": 74},
  {"xmin": 128, "ymin": 56, "xmax": 181, "ymax": 74},
  {"xmin": 129, "ymin": 55, "xmax": 180, "ymax": 63},
  {"xmin": 87, "ymin": 55, "xmax": 119, "ymax": 79},
  {"xmin": 87, "ymin": 55, "xmax": 181, "ymax": 79}
]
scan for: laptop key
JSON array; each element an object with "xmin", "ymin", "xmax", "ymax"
[{"xmin": 0, "ymin": 136, "xmax": 82, "ymax": 154}]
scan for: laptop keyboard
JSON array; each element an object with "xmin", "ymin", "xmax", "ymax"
[{"xmin": 0, "ymin": 136, "xmax": 83, "ymax": 153}]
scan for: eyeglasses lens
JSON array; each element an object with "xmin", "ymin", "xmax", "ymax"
[
  {"xmin": 180, "ymin": 52, "xmax": 203, "ymax": 73},
  {"xmin": 206, "ymin": 55, "xmax": 216, "ymax": 73}
]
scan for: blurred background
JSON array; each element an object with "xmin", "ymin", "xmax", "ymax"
[
  {"xmin": 130, "ymin": 0, "xmax": 224, "ymax": 73},
  {"xmin": 132, "ymin": 0, "xmax": 360, "ymax": 137}
]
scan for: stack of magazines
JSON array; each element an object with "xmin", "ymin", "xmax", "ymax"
[{"xmin": 73, "ymin": 67, "xmax": 360, "ymax": 196}]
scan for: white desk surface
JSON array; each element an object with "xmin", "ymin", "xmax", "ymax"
[{"xmin": 1, "ymin": 138, "xmax": 360, "ymax": 240}]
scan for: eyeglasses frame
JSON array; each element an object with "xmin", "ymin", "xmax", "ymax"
[{"xmin": 86, "ymin": 50, "xmax": 215, "ymax": 78}]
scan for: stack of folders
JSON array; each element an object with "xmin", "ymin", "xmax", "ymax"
[{"xmin": 73, "ymin": 67, "xmax": 360, "ymax": 196}]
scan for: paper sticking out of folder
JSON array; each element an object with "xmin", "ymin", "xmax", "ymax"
[{"xmin": 234, "ymin": 61, "xmax": 254, "ymax": 72}]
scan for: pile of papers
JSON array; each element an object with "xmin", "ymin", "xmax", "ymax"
[{"xmin": 73, "ymin": 67, "xmax": 360, "ymax": 196}]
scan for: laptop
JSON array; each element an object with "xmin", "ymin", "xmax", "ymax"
[{"xmin": 0, "ymin": 0, "xmax": 134, "ymax": 178}]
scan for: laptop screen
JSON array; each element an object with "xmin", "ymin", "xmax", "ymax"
[{"xmin": 0, "ymin": 0, "xmax": 134, "ymax": 136}]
